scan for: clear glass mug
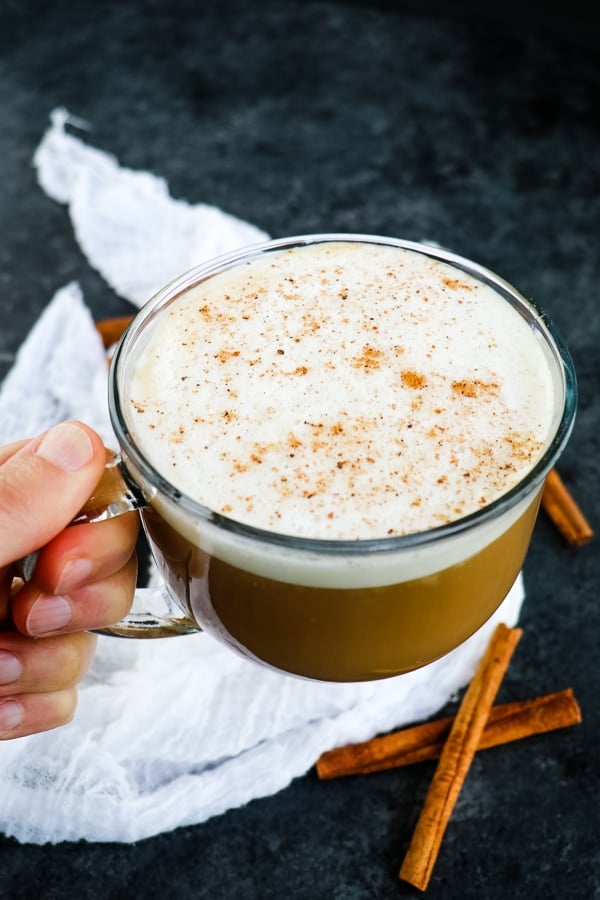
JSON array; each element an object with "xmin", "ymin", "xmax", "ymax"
[{"xmin": 73, "ymin": 235, "xmax": 577, "ymax": 682}]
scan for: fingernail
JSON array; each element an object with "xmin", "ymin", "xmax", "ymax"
[
  {"xmin": 36, "ymin": 422, "xmax": 94, "ymax": 472},
  {"xmin": 26, "ymin": 595, "xmax": 72, "ymax": 636},
  {"xmin": 0, "ymin": 700, "xmax": 24, "ymax": 732},
  {"xmin": 56, "ymin": 558, "xmax": 93, "ymax": 594},
  {"xmin": 0, "ymin": 651, "xmax": 23, "ymax": 685}
]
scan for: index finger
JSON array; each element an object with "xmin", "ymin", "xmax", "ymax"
[{"xmin": 0, "ymin": 422, "xmax": 107, "ymax": 567}]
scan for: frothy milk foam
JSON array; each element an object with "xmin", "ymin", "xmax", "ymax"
[{"xmin": 125, "ymin": 240, "xmax": 557, "ymax": 586}]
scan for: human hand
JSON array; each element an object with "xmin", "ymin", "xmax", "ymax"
[{"xmin": 0, "ymin": 421, "xmax": 139, "ymax": 739}]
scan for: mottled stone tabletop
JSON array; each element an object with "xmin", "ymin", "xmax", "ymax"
[{"xmin": 1, "ymin": 1, "xmax": 598, "ymax": 897}]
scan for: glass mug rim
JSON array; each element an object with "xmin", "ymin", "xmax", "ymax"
[{"xmin": 108, "ymin": 232, "xmax": 578, "ymax": 557}]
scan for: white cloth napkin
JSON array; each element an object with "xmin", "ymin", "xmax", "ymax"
[{"xmin": 0, "ymin": 110, "xmax": 524, "ymax": 845}]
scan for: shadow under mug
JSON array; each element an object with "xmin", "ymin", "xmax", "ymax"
[{"xmin": 68, "ymin": 236, "xmax": 579, "ymax": 681}]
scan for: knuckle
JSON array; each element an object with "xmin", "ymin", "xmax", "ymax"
[
  {"xmin": 57, "ymin": 635, "xmax": 94, "ymax": 687},
  {"xmin": 111, "ymin": 562, "xmax": 138, "ymax": 622},
  {"xmin": 57, "ymin": 689, "xmax": 77, "ymax": 726}
]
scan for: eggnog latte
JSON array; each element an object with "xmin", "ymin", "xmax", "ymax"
[{"xmin": 114, "ymin": 236, "xmax": 573, "ymax": 680}]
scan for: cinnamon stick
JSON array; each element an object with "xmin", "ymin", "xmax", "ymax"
[
  {"xmin": 95, "ymin": 315, "xmax": 134, "ymax": 350},
  {"xmin": 542, "ymin": 468, "xmax": 593, "ymax": 546},
  {"xmin": 316, "ymin": 689, "xmax": 581, "ymax": 779},
  {"xmin": 399, "ymin": 623, "xmax": 522, "ymax": 891}
]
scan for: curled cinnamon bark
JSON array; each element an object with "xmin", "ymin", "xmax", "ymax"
[
  {"xmin": 542, "ymin": 468, "xmax": 593, "ymax": 546},
  {"xmin": 96, "ymin": 315, "xmax": 134, "ymax": 349},
  {"xmin": 399, "ymin": 623, "xmax": 522, "ymax": 892},
  {"xmin": 316, "ymin": 689, "xmax": 581, "ymax": 779}
]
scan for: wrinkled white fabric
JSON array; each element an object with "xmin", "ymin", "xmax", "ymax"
[
  {"xmin": 33, "ymin": 108, "xmax": 269, "ymax": 307},
  {"xmin": 0, "ymin": 283, "xmax": 107, "ymax": 445},
  {"xmin": 0, "ymin": 110, "xmax": 524, "ymax": 844}
]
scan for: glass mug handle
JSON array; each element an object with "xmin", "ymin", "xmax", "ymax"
[{"xmin": 18, "ymin": 452, "xmax": 199, "ymax": 638}]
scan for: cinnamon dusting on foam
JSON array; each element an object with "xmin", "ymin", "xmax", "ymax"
[{"xmin": 126, "ymin": 242, "xmax": 555, "ymax": 540}]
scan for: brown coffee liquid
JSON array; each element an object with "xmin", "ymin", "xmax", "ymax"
[{"xmin": 141, "ymin": 491, "xmax": 541, "ymax": 681}]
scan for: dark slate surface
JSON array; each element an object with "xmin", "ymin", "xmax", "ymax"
[{"xmin": 0, "ymin": 1, "xmax": 598, "ymax": 897}]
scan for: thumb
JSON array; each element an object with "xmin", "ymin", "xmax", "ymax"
[{"xmin": 0, "ymin": 421, "xmax": 107, "ymax": 567}]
